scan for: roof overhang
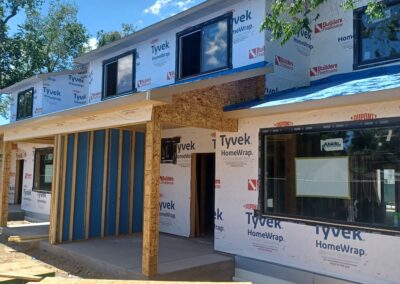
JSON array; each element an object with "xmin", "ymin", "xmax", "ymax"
[
  {"xmin": 0, "ymin": 69, "xmax": 85, "ymax": 94},
  {"xmin": 224, "ymin": 87, "xmax": 400, "ymax": 119},
  {"xmin": 74, "ymin": 0, "xmax": 242, "ymax": 64},
  {"xmin": 0, "ymin": 92, "xmax": 163, "ymax": 141},
  {"xmin": 148, "ymin": 62, "xmax": 273, "ymax": 102}
]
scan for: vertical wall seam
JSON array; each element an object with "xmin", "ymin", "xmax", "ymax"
[
  {"xmin": 116, "ymin": 129, "xmax": 123, "ymax": 236},
  {"xmin": 101, "ymin": 129, "xmax": 109, "ymax": 238},
  {"xmin": 69, "ymin": 133, "xmax": 78, "ymax": 241},
  {"xmin": 128, "ymin": 131, "xmax": 136, "ymax": 234},
  {"xmin": 85, "ymin": 131, "xmax": 94, "ymax": 239}
]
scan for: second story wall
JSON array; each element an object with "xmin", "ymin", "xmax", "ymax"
[
  {"xmin": 87, "ymin": 0, "xmax": 267, "ymax": 104},
  {"xmin": 9, "ymin": 72, "xmax": 88, "ymax": 123}
]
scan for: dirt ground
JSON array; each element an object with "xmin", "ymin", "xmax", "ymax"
[{"xmin": 0, "ymin": 221, "xmax": 109, "ymax": 280}]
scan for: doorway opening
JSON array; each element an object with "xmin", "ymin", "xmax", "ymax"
[
  {"xmin": 15, "ymin": 160, "xmax": 24, "ymax": 204},
  {"xmin": 190, "ymin": 153, "xmax": 215, "ymax": 241}
]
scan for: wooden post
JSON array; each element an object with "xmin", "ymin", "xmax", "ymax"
[
  {"xmin": 49, "ymin": 135, "xmax": 62, "ymax": 244},
  {"xmin": 58, "ymin": 135, "xmax": 68, "ymax": 243},
  {"xmin": 0, "ymin": 141, "xmax": 12, "ymax": 227},
  {"xmin": 142, "ymin": 112, "xmax": 161, "ymax": 277}
]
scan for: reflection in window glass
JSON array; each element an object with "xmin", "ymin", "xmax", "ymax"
[
  {"xmin": 201, "ymin": 19, "xmax": 228, "ymax": 73},
  {"xmin": 262, "ymin": 126, "xmax": 400, "ymax": 229},
  {"xmin": 359, "ymin": 3, "xmax": 400, "ymax": 63},
  {"xmin": 17, "ymin": 88, "xmax": 33, "ymax": 120},
  {"xmin": 34, "ymin": 148, "xmax": 53, "ymax": 191},
  {"xmin": 117, "ymin": 54, "xmax": 133, "ymax": 94}
]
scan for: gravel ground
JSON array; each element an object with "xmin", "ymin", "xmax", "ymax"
[{"xmin": 0, "ymin": 221, "xmax": 109, "ymax": 280}]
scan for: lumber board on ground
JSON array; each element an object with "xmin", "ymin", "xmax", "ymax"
[
  {"xmin": 33, "ymin": 278, "xmax": 251, "ymax": 284},
  {"xmin": 0, "ymin": 259, "xmax": 55, "ymax": 283}
]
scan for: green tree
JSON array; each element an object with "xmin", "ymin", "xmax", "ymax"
[
  {"xmin": 19, "ymin": 0, "xmax": 89, "ymax": 72},
  {"xmin": 96, "ymin": 23, "xmax": 135, "ymax": 48},
  {"xmin": 261, "ymin": 0, "xmax": 385, "ymax": 45}
]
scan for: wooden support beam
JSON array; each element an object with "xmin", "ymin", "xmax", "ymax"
[
  {"xmin": 115, "ymin": 129, "xmax": 123, "ymax": 236},
  {"xmin": 69, "ymin": 134, "xmax": 78, "ymax": 241},
  {"xmin": 142, "ymin": 113, "xmax": 161, "ymax": 277},
  {"xmin": 58, "ymin": 135, "xmax": 68, "ymax": 243},
  {"xmin": 101, "ymin": 129, "xmax": 110, "ymax": 238},
  {"xmin": 128, "ymin": 132, "xmax": 136, "ymax": 234},
  {"xmin": 85, "ymin": 131, "xmax": 94, "ymax": 239},
  {"xmin": 49, "ymin": 135, "xmax": 62, "ymax": 244},
  {"xmin": 0, "ymin": 141, "xmax": 12, "ymax": 226},
  {"xmin": 156, "ymin": 103, "xmax": 237, "ymax": 132}
]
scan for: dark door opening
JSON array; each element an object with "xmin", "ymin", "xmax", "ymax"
[
  {"xmin": 16, "ymin": 160, "xmax": 24, "ymax": 204},
  {"xmin": 191, "ymin": 153, "xmax": 215, "ymax": 240}
]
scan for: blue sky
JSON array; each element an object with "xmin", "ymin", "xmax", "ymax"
[{"xmin": 8, "ymin": 0, "xmax": 206, "ymax": 38}]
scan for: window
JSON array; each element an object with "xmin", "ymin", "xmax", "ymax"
[
  {"xmin": 103, "ymin": 51, "xmax": 135, "ymax": 99},
  {"xmin": 177, "ymin": 13, "xmax": 232, "ymax": 80},
  {"xmin": 17, "ymin": 88, "xmax": 33, "ymax": 120},
  {"xmin": 161, "ymin": 137, "xmax": 180, "ymax": 164},
  {"xmin": 33, "ymin": 148, "xmax": 53, "ymax": 192},
  {"xmin": 260, "ymin": 119, "xmax": 400, "ymax": 231},
  {"xmin": 354, "ymin": 1, "xmax": 400, "ymax": 69}
]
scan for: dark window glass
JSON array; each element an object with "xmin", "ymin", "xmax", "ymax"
[
  {"xmin": 161, "ymin": 137, "xmax": 180, "ymax": 164},
  {"xmin": 262, "ymin": 125, "xmax": 400, "ymax": 230},
  {"xmin": 180, "ymin": 31, "xmax": 201, "ymax": 78},
  {"xmin": 356, "ymin": 2, "xmax": 400, "ymax": 67},
  {"xmin": 178, "ymin": 15, "xmax": 231, "ymax": 79},
  {"xmin": 33, "ymin": 148, "xmax": 53, "ymax": 192},
  {"xmin": 17, "ymin": 88, "xmax": 33, "ymax": 120},
  {"xmin": 105, "ymin": 61, "xmax": 118, "ymax": 97},
  {"xmin": 103, "ymin": 52, "xmax": 135, "ymax": 99}
]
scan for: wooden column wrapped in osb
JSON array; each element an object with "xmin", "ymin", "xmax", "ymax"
[
  {"xmin": 142, "ymin": 112, "xmax": 161, "ymax": 277},
  {"xmin": 0, "ymin": 141, "xmax": 11, "ymax": 227},
  {"xmin": 49, "ymin": 134, "xmax": 64, "ymax": 244}
]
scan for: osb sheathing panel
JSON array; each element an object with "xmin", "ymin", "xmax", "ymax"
[
  {"xmin": 142, "ymin": 116, "xmax": 161, "ymax": 277},
  {"xmin": 172, "ymin": 76, "xmax": 265, "ymax": 109},
  {"xmin": 156, "ymin": 103, "xmax": 237, "ymax": 132}
]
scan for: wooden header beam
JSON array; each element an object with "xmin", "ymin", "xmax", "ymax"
[{"xmin": 156, "ymin": 103, "xmax": 237, "ymax": 132}]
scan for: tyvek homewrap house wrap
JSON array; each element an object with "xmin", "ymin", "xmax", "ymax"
[{"xmin": 0, "ymin": 0, "xmax": 399, "ymax": 282}]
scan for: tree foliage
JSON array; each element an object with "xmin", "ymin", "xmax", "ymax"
[
  {"xmin": 0, "ymin": 0, "xmax": 88, "ymax": 119},
  {"xmin": 261, "ymin": 0, "xmax": 385, "ymax": 45},
  {"xmin": 96, "ymin": 23, "xmax": 135, "ymax": 48}
]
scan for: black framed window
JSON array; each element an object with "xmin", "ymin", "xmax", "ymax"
[
  {"xmin": 161, "ymin": 137, "xmax": 180, "ymax": 164},
  {"xmin": 17, "ymin": 88, "xmax": 34, "ymax": 120},
  {"xmin": 260, "ymin": 118, "xmax": 400, "ymax": 232},
  {"xmin": 102, "ymin": 50, "xmax": 135, "ymax": 99},
  {"xmin": 177, "ymin": 13, "xmax": 232, "ymax": 80},
  {"xmin": 33, "ymin": 148, "xmax": 53, "ymax": 192},
  {"xmin": 354, "ymin": 1, "xmax": 400, "ymax": 69}
]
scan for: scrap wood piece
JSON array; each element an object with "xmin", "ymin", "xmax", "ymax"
[
  {"xmin": 0, "ymin": 272, "xmax": 43, "ymax": 282},
  {"xmin": 34, "ymin": 277, "xmax": 252, "ymax": 284},
  {"xmin": 8, "ymin": 235, "xmax": 48, "ymax": 243}
]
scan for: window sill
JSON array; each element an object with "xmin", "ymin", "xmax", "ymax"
[
  {"xmin": 101, "ymin": 89, "xmax": 136, "ymax": 101},
  {"xmin": 32, "ymin": 188, "xmax": 51, "ymax": 194},
  {"xmin": 256, "ymin": 210, "xmax": 400, "ymax": 237}
]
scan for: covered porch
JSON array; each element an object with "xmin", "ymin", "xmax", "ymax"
[{"xmin": 0, "ymin": 88, "xmax": 238, "ymax": 278}]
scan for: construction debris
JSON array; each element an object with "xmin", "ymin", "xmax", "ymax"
[{"xmin": 8, "ymin": 235, "xmax": 48, "ymax": 243}]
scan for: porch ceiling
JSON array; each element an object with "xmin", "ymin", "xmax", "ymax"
[{"xmin": 1, "ymin": 94, "xmax": 163, "ymax": 141}]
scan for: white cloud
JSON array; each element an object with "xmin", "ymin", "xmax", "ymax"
[
  {"xmin": 144, "ymin": 0, "xmax": 197, "ymax": 16},
  {"xmin": 144, "ymin": 0, "xmax": 172, "ymax": 15},
  {"xmin": 84, "ymin": 37, "xmax": 98, "ymax": 51}
]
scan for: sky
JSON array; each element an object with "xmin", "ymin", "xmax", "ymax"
[
  {"xmin": 1, "ymin": 0, "xmax": 206, "ymax": 125},
  {"xmin": 8, "ymin": 0, "xmax": 206, "ymax": 40}
]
